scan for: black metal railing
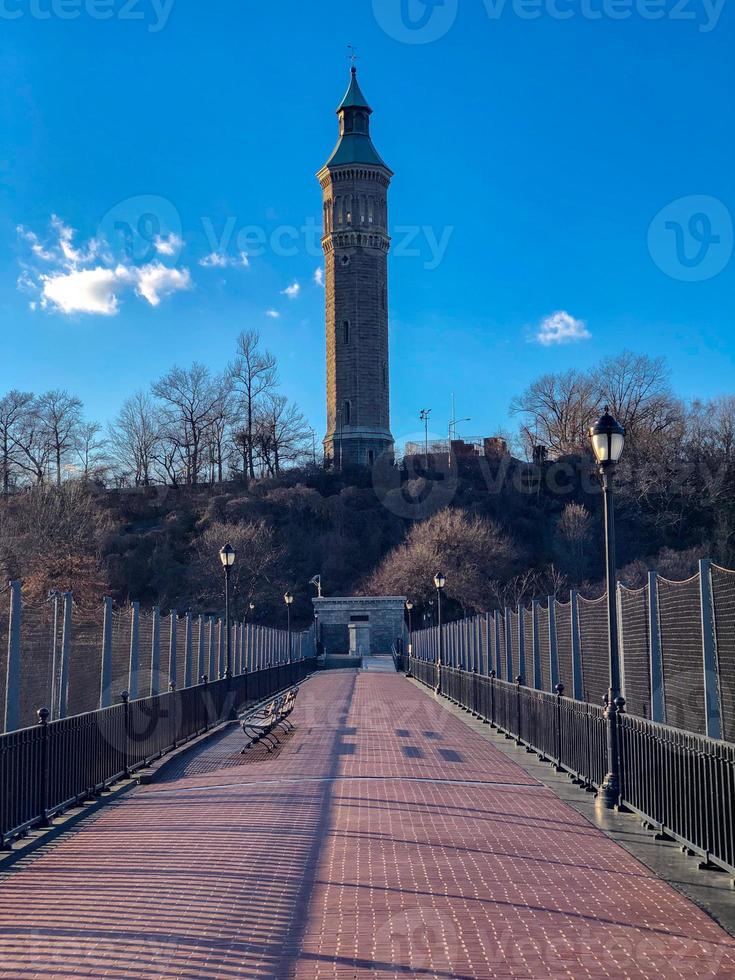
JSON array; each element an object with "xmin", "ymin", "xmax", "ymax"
[
  {"xmin": 408, "ymin": 657, "xmax": 735, "ymax": 876},
  {"xmin": 0, "ymin": 659, "xmax": 315, "ymax": 847}
]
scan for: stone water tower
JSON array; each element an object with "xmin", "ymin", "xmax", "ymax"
[{"xmin": 317, "ymin": 68, "xmax": 395, "ymax": 467}]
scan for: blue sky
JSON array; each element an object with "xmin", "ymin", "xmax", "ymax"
[{"xmin": 1, "ymin": 0, "xmax": 733, "ymax": 449}]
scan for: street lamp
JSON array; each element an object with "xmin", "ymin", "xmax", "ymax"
[
  {"xmin": 219, "ymin": 544, "xmax": 236, "ymax": 678},
  {"xmin": 588, "ymin": 407, "xmax": 626, "ymax": 808},
  {"xmin": 284, "ymin": 591, "xmax": 294, "ymax": 664},
  {"xmin": 219, "ymin": 543, "xmax": 237, "ymax": 720},
  {"xmin": 434, "ymin": 573, "xmax": 446, "ymax": 693},
  {"xmin": 405, "ymin": 600, "xmax": 414, "ymax": 672}
]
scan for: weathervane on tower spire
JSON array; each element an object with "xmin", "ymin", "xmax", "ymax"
[{"xmin": 347, "ymin": 43, "xmax": 359, "ymax": 72}]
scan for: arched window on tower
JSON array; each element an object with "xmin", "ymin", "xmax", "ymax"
[
  {"xmin": 335, "ymin": 197, "xmax": 343, "ymax": 226},
  {"xmin": 342, "ymin": 320, "xmax": 350, "ymax": 344},
  {"xmin": 346, "ymin": 195, "xmax": 352, "ymax": 225},
  {"xmin": 343, "ymin": 400, "xmax": 352, "ymax": 426},
  {"xmin": 383, "ymin": 363, "xmax": 388, "ymax": 388}
]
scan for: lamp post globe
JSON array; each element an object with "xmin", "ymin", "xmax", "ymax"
[
  {"xmin": 589, "ymin": 407, "xmax": 625, "ymax": 469},
  {"xmin": 588, "ymin": 408, "xmax": 626, "ymax": 808}
]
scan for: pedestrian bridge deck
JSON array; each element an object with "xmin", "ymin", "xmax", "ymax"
[{"xmin": 0, "ymin": 672, "xmax": 733, "ymax": 979}]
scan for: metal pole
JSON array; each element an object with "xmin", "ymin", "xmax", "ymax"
[
  {"xmin": 598, "ymin": 466, "xmax": 624, "ymax": 809},
  {"xmin": 128, "ymin": 601, "xmax": 140, "ymax": 702},
  {"xmin": 58, "ymin": 592, "xmax": 72, "ymax": 720},
  {"xmin": 4, "ymin": 581, "xmax": 22, "ymax": 733},
  {"xmin": 287, "ymin": 605, "xmax": 292, "ymax": 664},
  {"xmin": 99, "ymin": 596, "xmax": 113, "ymax": 709},
  {"xmin": 224, "ymin": 567, "xmax": 232, "ymax": 678},
  {"xmin": 436, "ymin": 588, "xmax": 443, "ymax": 694}
]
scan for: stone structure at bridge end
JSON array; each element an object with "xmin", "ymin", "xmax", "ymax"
[{"xmin": 313, "ymin": 596, "xmax": 406, "ymax": 663}]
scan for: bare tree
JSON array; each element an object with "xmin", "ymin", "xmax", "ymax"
[
  {"xmin": 188, "ymin": 519, "xmax": 285, "ymax": 616},
  {"xmin": 37, "ymin": 389, "xmax": 83, "ymax": 485},
  {"xmin": 254, "ymin": 394, "xmax": 311, "ymax": 476},
  {"xmin": 511, "ymin": 369, "xmax": 597, "ymax": 458},
  {"xmin": 108, "ymin": 391, "xmax": 161, "ymax": 486},
  {"xmin": 0, "ymin": 390, "xmax": 34, "ymax": 494},
  {"xmin": 364, "ymin": 507, "xmax": 520, "ymax": 614},
  {"xmin": 230, "ymin": 330, "xmax": 277, "ymax": 479},
  {"xmin": 152, "ymin": 363, "xmax": 221, "ymax": 486},
  {"xmin": 595, "ymin": 351, "xmax": 683, "ymax": 452},
  {"xmin": 555, "ymin": 502, "xmax": 592, "ymax": 584},
  {"xmin": 76, "ymin": 422, "xmax": 108, "ymax": 481},
  {"xmin": 13, "ymin": 399, "xmax": 50, "ymax": 486}
]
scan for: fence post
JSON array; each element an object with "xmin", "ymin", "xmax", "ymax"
[
  {"xmin": 208, "ymin": 616, "xmax": 216, "ymax": 680},
  {"xmin": 196, "ymin": 615, "xmax": 205, "ymax": 684},
  {"xmin": 218, "ymin": 618, "xmax": 225, "ymax": 677},
  {"xmin": 570, "ymin": 591, "xmax": 583, "ymax": 700},
  {"xmin": 99, "ymin": 596, "xmax": 113, "ymax": 709},
  {"xmin": 484, "ymin": 613, "xmax": 491, "ymax": 675},
  {"xmin": 150, "ymin": 606, "xmax": 161, "ymax": 696},
  {"xmin": 58, "ymin": 592, "xmax": 72, "ymax": 720},
  {"xmin": 3, "ymin": 581, "xmax": 22, "ymax": 734},
  {"xmin": 531, "ymin": 600, "xmax": 542, "ymax": 690},
  {"xmin": 504, "ymin": 607, "xmax": 513, "ymax": 680},
  {"xmin": 121, "ymin": 691, "xmax": 131, "ymax": 778},
  {"xmin": 617, "ymin": 584, "xmax": 626, "ymax": 702},
  {"xmin": 184, "ymin": 612, "xmax": 194, "ymax": 689},
  {"xmin": 554, "ymin": 684, "xmax": 565, "ymax": 771},
  {"xmin": 168, "ymin": 610, "xmax": 178, "ymax": 690},
  {"xmin": 517, "ymin": 605, "xmax": 526, "ymax": 684},
  {"xmin": 549, "ymin": 596, "xmax": 560, "ymax": 693},
  {"xmin": 648, "ymin": 572, "xmax": 665, "ymax": 723},
  {"xmin": 128, "ymin": 602, "xmax": 140, "ymax": 702},
  {"xmin": 515, "ymin": 675, "xmax": 523, "ymax": 745},
  {"xmin": 494, "ymin": 615, "xmax": 502, "ymax": 680},
  {"xmin": 699, "ymin": 559, "xmax": 723, "ymax": 741}
]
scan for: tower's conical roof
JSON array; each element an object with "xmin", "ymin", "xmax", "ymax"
[
  {"xmin": 321, "ymin": 68, "xmax": 391, "ymax": 172},
  {"xmin": 337, "ymin": 67, "xmax": 372, "ymax": 113}
]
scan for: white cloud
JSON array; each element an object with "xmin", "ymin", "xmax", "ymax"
[
  {"xmin": 154, "ymin": 233, "xmax": 183, "ymax": 257},
  {"xmin": 41, "ymin": 266, "xmax": 127, "ymax": 316},
  {"xmin": 18, "ymin": 217, "xmax": 192, "ymax": 317},
  {"xmin": 199, "ymin": 251, "xmax": 250, "ymax": 269},
  {"xmin": 314, "ymin": 267, "xmax": 324, "ymax": 287},
  {"xmin": 535, "ymin": 311, "xmax": 591, "ymax": 346},
  {"xmin": 265, "ymin": 310, "xmax": 280, "ymax": 319},
  {"xmin": 133, "ymin": 263, "xmax": 192, "ymax": 307},
  {"xmin": 281, "ymin": 281, "xmax": 300, "ymax": 300}
]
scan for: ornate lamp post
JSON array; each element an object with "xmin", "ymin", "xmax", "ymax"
[
  {"xmin": 284, "ymin": 591, "xmax": 294, "ymax": 664},
  {"xmin": 434, "ymin": 573, "xmax": 446, "ymax": 693},
  {"xmin": 588, "ymin": 407, "xmax": 626, "ymax": 808},
  {"xmin": 405, "ymin": 601, "xmax": 413, "ymax": 652},
  {"xmin": 219, "ymin": 543, "xmax": 237, "ymax": 720}
]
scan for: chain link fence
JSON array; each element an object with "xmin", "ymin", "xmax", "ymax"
[
  {"xmin": 410, "ymin": 557, "xmax": 735, "ymax": 742},
  {"xmin": 1, "ymin": 585, "xmax": 316, "ymax": 733}
]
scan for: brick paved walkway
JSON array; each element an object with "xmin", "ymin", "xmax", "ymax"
[{"xmin": 0, "ymin": 672, "xmax": 734, "ymax": 979}]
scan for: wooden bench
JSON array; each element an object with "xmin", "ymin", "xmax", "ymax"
[{"xmin": 240, "ymin": 687, "xmax": 300, "ymax": 753}]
